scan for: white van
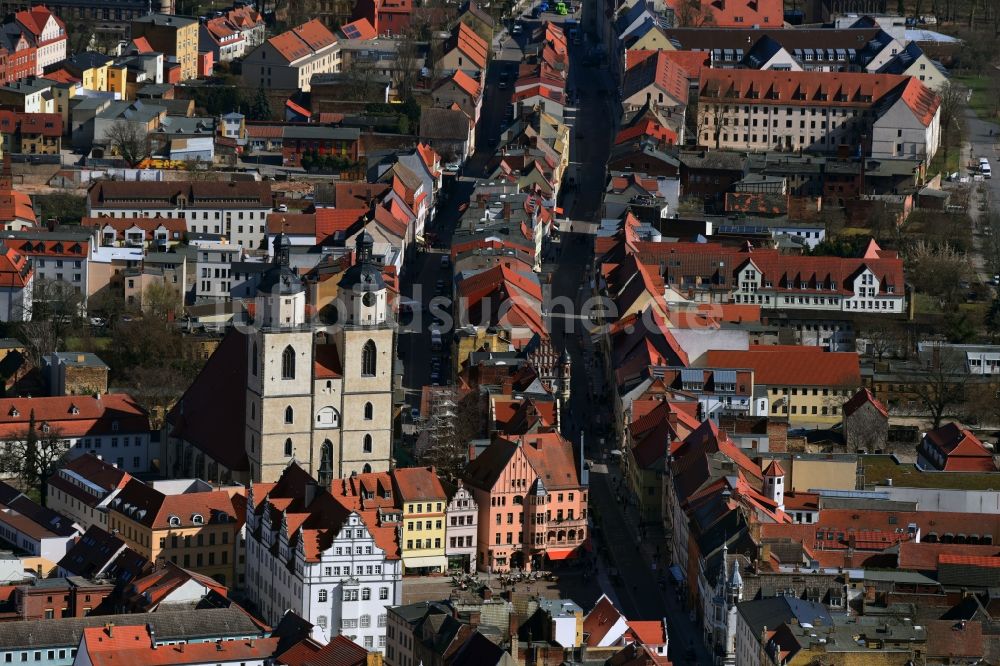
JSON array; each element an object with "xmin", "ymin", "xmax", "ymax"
[{"xmin": 983, "ymin": 160, "xmax": 993, "ymax": 179}]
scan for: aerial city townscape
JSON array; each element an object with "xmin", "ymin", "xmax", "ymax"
[{"xmin": 0, "ymin": 0, "xmax": 997, "ymax": 663}]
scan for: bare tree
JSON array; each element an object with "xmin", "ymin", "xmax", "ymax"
[
  {"xmin": 0, "ymin": 412, "xmax": 69, "ymax": 491},
  {"xmin": 104, "ymin": 120, "xmax": 150, "ymax": 167},
  {"xmin": 908, "ymin": 350, "xmax": 966, "ymax": 428},
  {"xmin": 938, "ymin": 81, "xmax": 965, "ymax": 168},
  {"xmin": 905, "ymin": 241, "xmax": 972, "ymax": 310},
  {"xmin": 16, "ymin": 321, "xmax": 58, "ymax": 370},
  {"xmin": 860, "ymin": 321, "xmax": 908, "ymax": 362},
  {"xmin": 142, "ymin": 282, "xmax": 183, "ymax": 320},
  {"xmin": 122, "ymin": 365, "xmax": 187, "ymax": 430}
]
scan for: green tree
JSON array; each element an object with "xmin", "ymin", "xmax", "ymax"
[{"xmin": 246, "ymin": 87, "xmax": 272, "ymax": 121}]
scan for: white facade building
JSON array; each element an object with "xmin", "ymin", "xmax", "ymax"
[
  {"xmin": 245, "ymin": 466, "xmax": 403, "ymax": 653},
  {"xmin": 86, "ymin": 181, "xmax": 274, "ymax": 250},
  {"xmin": 444, "ymin": 482, "xmax": 478, "ymax": 573}
]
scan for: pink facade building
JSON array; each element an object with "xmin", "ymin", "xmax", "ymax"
[{"xmin": 464, "ymin": 432, "xmax": 588, "ymax": 572}]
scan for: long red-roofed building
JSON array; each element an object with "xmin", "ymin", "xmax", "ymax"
[
  {"xmin": 697, "ymin": 69, "xmax": 941, "ymax": 163},
  {"xmin": 0, "ymin": 393, "xmax": 151, "ymax": 473},
  {"xmin": 641, "ymin": 238, "xmax": 906, "ymax": 315}
]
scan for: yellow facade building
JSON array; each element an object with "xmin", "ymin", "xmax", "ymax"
[
  {"xmin": 131, "ymin": 14, "xmax": 199, "ymax": 81},
  {"xmin": 107, "ymin": 479, "xmax": 245, "ymax": 587},
  {"xmin": 395, "ymin": 467, "xmax": 449, "ymax": 574}
]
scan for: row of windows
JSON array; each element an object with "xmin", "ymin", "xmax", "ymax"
[
  {"xmin": 3, "ymin": 648, "xmax": 76, "ymax": 662},
  {"xmin": 337, "ymin": 586, "xmax": 390, "ymax": 601}
]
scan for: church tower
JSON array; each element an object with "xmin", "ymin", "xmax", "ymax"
[
  {"xmin": 245, "ymin": 234, "xmax": 314, "ymax": 483},
  {"xmin": 329, "ymin": 231, "xmax": 395, "ymax": 476}
]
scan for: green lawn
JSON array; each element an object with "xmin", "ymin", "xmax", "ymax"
[
  {"xmin": 64, "ymin": 336, "xmax": 112, "ymax": 351},
  {"xmin": 954, "ymin": 75, "xmax": 996, "ymax": 122},
  {"xmin": 862, "ymin": 455, "xmax": 1000, "ymax": 491},
  {"xmin": 913, "ymin": 292, "xmax": 943, "ymax": 315},
  {"xmin": 928, "ymin": 144, "xmax": 961, "ymax": 177}
]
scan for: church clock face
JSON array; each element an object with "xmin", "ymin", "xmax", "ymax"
[{"xmin": 362, "ymin": 291, "xmax": 376, "ymax": 307}]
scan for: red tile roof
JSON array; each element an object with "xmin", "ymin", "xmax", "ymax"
[
  {"xmin": 276, "ymin": 635, "xmax": 370, "ymax": 666},
  {"xmin": 938, "ymin": 553, "xmax": 1000, "ymax": 569},
  {"xmin": 316, "ymin": 208, "xmax": 366, "ymax": 240},
  {"xmin": 266, "ymin": 213, "xmax": 316, "ymax": 235},
  {"xmin": 493, "ymin": 396, "xmax": 558, "ymax": 435},
  {"xmin": 131, "ymin": 36, "xmax": 154, "ymax": 53},
  {"xmin": 0, "ymin": 393, "xmax": 147, "ymax": 439},
  {"xmin": 583, "ymin": 594, "xmax": 625, "ymax": 647},
  {"xmin": 763, "ymin": 460, "xmax": 785, "ymax": 477},
  {"xmin": 81, "ymin": 625, "xmax": 278, "ymax": 666},
  {"xmin": 660, "ymin": 49, "xmax": 709, "ymax": 79},
  {"xmin": 706, "ymin": 347, "xmax": 861, "ymax": 387},
  {"xmin": 896, "ymin": 542, "xmax": 1000, "ymax": 571},
  {"xmin": 843, "ymin": 387, "xmax": 888, "ymax": 418},
  {"xmin": 504, "ymin": 432, "xmax": 583, "ymax": 489},
  {"xmin": 391, "ymin": 466, "xmax": 448, "ymax": 502},
  {"xmin": 624, "ymin": 50, "xmax": 689, "ymax": 106},
  {"xmin": 666, "ymin": 0, "xmax": 783, "ymax": 27},
  {"xmin": 699, "ymin": 69, "xmax": 938, "ymax": 128},
  {"xmin": 339, "ymin": 18, "xmax": 377, "ymax": 41},
  {"xmin": 926, "ymin": 620, "xmax": 984, "ymax": 660},
  {"xmin": 267, "ymin": 19, "xmax": 337, "ymax": 63},
  {"xmin": 923, "ymin": 423, "xmax": 996, "ymax": 471},
  {"xmin": 449, "ymin": 22, "xmax": 488, "ymax": 70},
  {"xmin": 313, "ymin": 343, "xmax": 342, "ymax": 379},
  {"xmin": 47, "ymin": 453, "xmax": 132, "ymax": 509},
  {"xmin": 447, "ymin": 68, "xmax": 481, "ymax": 99},
  {"xmin": 0, "ymin": 245, "xmax": 31, "ymax": 288},
  {"xmin": 81, "ymin": 216, "xmax": 186, "ymax": 241},
  {"xmin": 625, "ymin": 620, "xmax": 667, "ymax": 646},
  {"xmin": 899, "ymin": 76, "xmax": 942, "ymax": 126},
  {"xmin": 111, "ymin": 480, "xmax": 245, "ymax": 531},
  {"xmin": 128, "ymin": 561, "xmax": 228, "ymax": 608}
]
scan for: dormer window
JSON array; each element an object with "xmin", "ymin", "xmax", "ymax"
[
  {"xmin": 112, "ymin": 421, "xmax": 120, "ymax": 432},
  {"xmin": 41, "ymin": 423, "xmax": 50, "ymax": 433},
  {"xmin": 9, "ymin": 407, "xmax": 18, "ymax": 417},
  {"xmin": 168, "ymin": 515, "xmax": 181, "ymax": 527},
  {"xmin": 69, "ymin": 404, "xmax": 79, "ymax": 415},
  {"xmin": 191, "ymin": 514, "xmax": 204, "ymax": 525}
]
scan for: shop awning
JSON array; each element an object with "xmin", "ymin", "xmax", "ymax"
[{"xmin": 546, "ymin": 547, "xmax": 579, "ymax": 561}]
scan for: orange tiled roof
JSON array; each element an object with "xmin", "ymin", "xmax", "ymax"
[
  {"xmin": 0, "ymin": 393, "xmax": 146, "ymax": 438},
  {"xmin": 391, "ymin": 466, "xmax": 448, "ymax": 502},
  {"xmin": 81, "ymin": 625, "xmax": 278, "ymax": 666},
  {"xmin": 699, "ymin": 69, "xmax": 939, "ymax": 128},
  {"xmin": 451, "ymin": 22, "xmax": 488, "ymax": 70},
  {"xmin": 666, "ymin": 0, "xmax": 782, "ymax": 27},
  {"xmin": 706, "ymin": 347, "xmax": 860, "ymax": 387},
  {"xmin": 448, "ymin": 69, "xmax": 481, "ymax": 98},
  {"xmin": 267, "ymin": 18, "xmax": 337, "ymax": 63}
]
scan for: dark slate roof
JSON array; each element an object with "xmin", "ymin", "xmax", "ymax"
[
  {"xmin": 736, "ymin": 596, "xmax": 833, "ymax": 640},
  {"xmin": 165, "ymin": 329, "xmax": 249, "ymax": 472},
  {"xmin": 0, "ymin": 607, "xmax": 265, "ymax": 649},
  {"xmin": 450, "ymin": 630, "xmax": 510, "ymax": 665},
  {"xmin": 419, "ymin": 107, "xmax": 470, "ymax": 141}
]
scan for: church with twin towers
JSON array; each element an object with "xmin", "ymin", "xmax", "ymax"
[{"xmin": 166, "ymin": 232, "xmax": 396, "ymax": 485}]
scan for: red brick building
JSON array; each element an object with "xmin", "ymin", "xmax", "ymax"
[{"xmin": 14, "ymin": 577, "xmax": 115, "ymax": 620}]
